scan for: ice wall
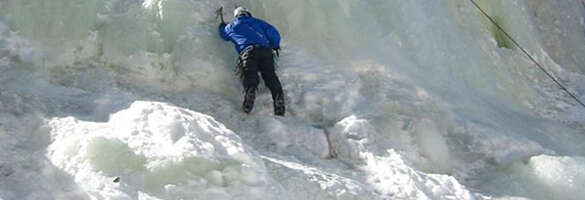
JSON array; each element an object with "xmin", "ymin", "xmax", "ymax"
[{"xmin": 1, "ymin": 0, "xmax": 585, "ymax": 199}]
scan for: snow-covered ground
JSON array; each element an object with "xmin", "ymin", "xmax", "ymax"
[{"xmin": 1, "ymin": 0, "xmax": 585, "ymax": 199}]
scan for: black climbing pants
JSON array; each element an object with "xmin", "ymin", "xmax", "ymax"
[{"xmin": 239, "ymin": 45, "xmax": 284, "ymax": 102}]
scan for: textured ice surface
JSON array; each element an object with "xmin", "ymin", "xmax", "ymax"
[{"xmin": 1, "ymin": 0, "xmax": 585, "ymax": 199}]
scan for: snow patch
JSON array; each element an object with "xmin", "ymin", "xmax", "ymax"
[
  {"xmin": 256, "ymin": 117, "xmax": 330, "ymax": 159},
  {"xmin": 413, "ymin": 119, "xmax": 451, "ymax": 174},
  {"xmin": 527, "ymin": 155, "xmax": 585, "ymax": 200},
  {"xmin": 361, "ymin": 151, "xmax": 478, "ymax": 200},
  {"xmin": 329, "ymin": 115, "xmax": 481, "ymax": 199},
  {"xmin": 46, "ymin": 101, "xmax": 279, "ymax": 199}
]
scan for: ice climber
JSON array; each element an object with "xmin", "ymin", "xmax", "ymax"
[{"xmin": 217, "ymin": 6, "xmax": 285, "ymax": 116}]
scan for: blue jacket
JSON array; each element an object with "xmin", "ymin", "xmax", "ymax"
[{"xmin": 219, "ymin": 16, "xmax": 281, "ymax": 54}]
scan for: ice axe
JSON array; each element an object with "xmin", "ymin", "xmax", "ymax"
[{"xmin": 215, "ymin": 6, "xmax": 225, "ymax": 24}]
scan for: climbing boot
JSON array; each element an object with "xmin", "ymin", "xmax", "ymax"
[
  {"xmin": 274, "ymin": 94, "xmax": 285, "ymax": 116},
  {"xmin": 243, "ymin": 88, "xmax": 256, "ymax": 114}
]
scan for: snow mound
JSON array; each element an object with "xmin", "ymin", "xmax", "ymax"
[
  {"xmin": 526, "ymin": 155, "xmax": 585, "ymax": 200},
  {"xmin": 330, "ymin": 115, "xmax": 481, "ymax": 200},
  {"xmin": 46, "ymin": 101, "xmax": 278, "ymax": 200}
]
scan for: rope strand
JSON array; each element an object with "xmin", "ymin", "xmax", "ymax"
[{"xmin": 469, "ymin": 0, "xmax": 585, "ymax": 109}]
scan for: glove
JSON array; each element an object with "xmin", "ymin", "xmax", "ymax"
[
  {"xmin": 273, "ymin": 47, "xmax": 280, "ymax": 57},
  {"xmin": 218, "ymin": 22, "xmax": 226, "ymax": 29}
]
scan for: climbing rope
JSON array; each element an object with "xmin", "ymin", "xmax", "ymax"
[{"xmin": 469, "ymin": 0, "xmax": 585, "ymax": 109}]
